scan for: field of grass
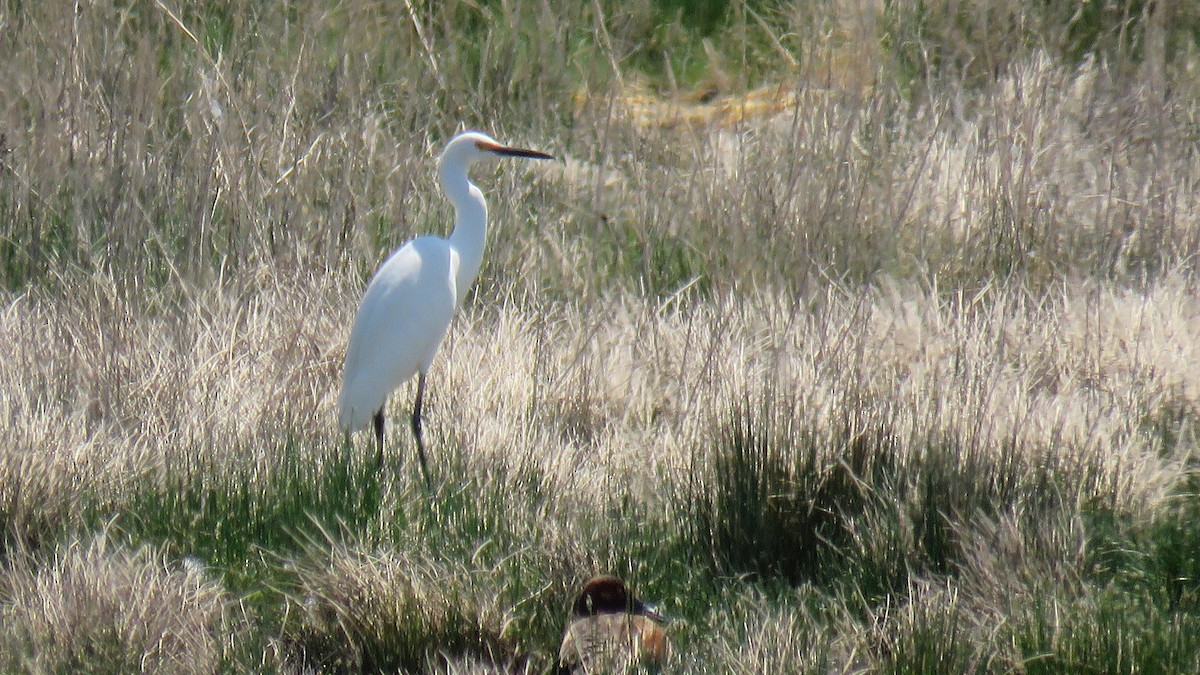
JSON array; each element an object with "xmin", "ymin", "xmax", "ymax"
[{"xmin": 2, "ymin": 0, "xmax": 1200, "ymax": 672}]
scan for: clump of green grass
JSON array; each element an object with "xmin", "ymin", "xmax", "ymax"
[
  {"xmin": 1005, "ymin": 584, "xmax": 1200, "ymax": 673},
  {"xmin": 99, "ymin": 438, "xmax": 389, "ymax": 582},
  {"xmin": 881, "ymin": 0, "xmax": 1034, "ymax": 89},
  {"xmin": 1083, "ymin": 462, "xmax": 1200, "ymax": 614},
  {"xmin": 684, "ymin": 390, "xmax": 901, "ymax": 587},
  {"xmin": 871, "ymin": 583, "xmax": 986, "ymax": 674},
  {"xmin": 881, "ymin": 0, "xmax": 1200, "ymax": 91},
  {"xmin": 681, "ymin": 384, "xmax": 1106, "ymax": 600}
]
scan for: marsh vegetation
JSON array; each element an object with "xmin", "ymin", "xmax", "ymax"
[{"xmin": 2, "ymin": 1, "xmax": 1199, "ymax": 672}]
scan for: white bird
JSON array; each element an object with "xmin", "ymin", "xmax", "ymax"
[{"xmin": 338, "ymin": 131, "xmax": 554, "ymax": 485}]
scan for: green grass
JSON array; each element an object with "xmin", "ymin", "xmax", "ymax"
[
  {"xmin": 99, "ymin": 439, "xmax": 385, "ymax": 582},
  {"xmin": 1010, "ymin": 586, "xmax": 1200, "ymax": 674}
]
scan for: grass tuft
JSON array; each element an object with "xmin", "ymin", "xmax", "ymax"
[
  {"xmin": 685, "ymin": 390, "xmax": 898, "ymax": 586},
  {"xmin": 0, "ymin": 533, "xmax": 228, "ymax": 674},
  {"xmin": 282, "ymin": 538, "xmax": 515, "ymax": 673}
]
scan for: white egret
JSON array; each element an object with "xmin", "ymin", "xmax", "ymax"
[{"xmin": 338, "ymin": 131, "xmax": 554, "ymax": 485}]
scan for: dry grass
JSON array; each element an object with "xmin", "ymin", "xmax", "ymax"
[
  {"xmin": 0, "ymin": 534, "xmax": 228, "ymax": 673},
  {"xmin": 2, "ymin": 0, "xmax": 1200, "ymax": 672},
  {"xmin": 281, "ymin": 536, "xmax": 516, "ymax": 673},
  {"xmin": 2, "ymin": 267, "xmax": 1195, "ymax": 670}
]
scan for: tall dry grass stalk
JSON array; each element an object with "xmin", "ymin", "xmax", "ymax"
[{"xmin": 2, "ymin": 2, "xmax": 1197, "ymax": 297}]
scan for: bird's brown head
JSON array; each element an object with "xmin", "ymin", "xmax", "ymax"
[{"xmin": 572, "ymin": 575, "xmax": 662, "ymax": 620}]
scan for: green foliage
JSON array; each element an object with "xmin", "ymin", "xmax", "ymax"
[
  {"xmin": 1011, "ymin": 586, "xmax": 1200, "ymax": 674},
  {"xmin": 878, "ymin": 589, "xmax": 985, "ymax": 674},
  {"xmin": 1151, "ymin": 480, "xmax": 1200, "ymax": 613},
  {"xmin": 604, "ymin": 215, "xmax": 709, "ymax": 297},
  {"xmin": 1045, "ymin": 0, "xmax": 1200, "ymax": 68},
  {"xmin": 685, "ymin": 392, "xmax": 903, "ymax": 590},
  {"xmin": 95, "ymin": 438, "xmax": 385, "ymax": 586},
  {"xmin": 882, "ymin": 0, "xmax": 1200, "ymax": 92},
  {"xmin": 2, "ymin": 623, "xmax": 144, "ymax": 675},
  {"xmin": 1084, "ymin": 464, "xmax": 1200, "ymax": 614},
  {"xmin": 881, "ymin": 0, "xmax": 1032, "ymax": 89},
  {"xmin": 682, "ymin": 387, "xmax": 1092, "ymax": 601}
]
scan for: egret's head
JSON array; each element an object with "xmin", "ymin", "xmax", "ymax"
[{"xmin": 439, "ymin": 130, "xmax": 554, "ymax": 173}]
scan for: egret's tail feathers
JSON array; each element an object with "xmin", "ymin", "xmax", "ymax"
[{"xmin": 337, "ymin": 386, "xmax": 374, "ymax": 432}]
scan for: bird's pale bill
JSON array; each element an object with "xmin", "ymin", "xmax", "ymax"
[
  {"xmin": 636, "ymin": 602, "xmax": 667, "ymax": 624},
  {"xmin": 474, "ymin": 140, "xmax": 555, "ymax": 161}
]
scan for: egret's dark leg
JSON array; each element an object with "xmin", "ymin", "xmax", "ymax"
[
  {"xmin": 341, "ymin": 429, "xmax": 354, "ymax": 465},
  {"xmin": 411, "ymin": 372, "xmax": 432, "ymax": 488},
  {"xmin": 373, "ymin": 407, "xmax": 385, "ymax": 469}
]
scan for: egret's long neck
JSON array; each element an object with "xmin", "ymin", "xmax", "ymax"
[{"xmin": 441, "ymin": 162, "xmax": 488, "ymax": 304}]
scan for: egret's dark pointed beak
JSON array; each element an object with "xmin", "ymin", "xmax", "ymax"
[
  {"xmin": 496, "ymin": 146, "xmax": 555, "ymax": 160},
  {"xmin": 477, "ymin": 140, "xmax": 555, "ymax": 160}
]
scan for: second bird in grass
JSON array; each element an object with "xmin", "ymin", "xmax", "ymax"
[
  {"xmin": 337, "ymin": 131, "xmax": 554, "ymax": 485},
  {"xmin": 558, "ymin": 575, "xmax": 670, "ymax": 674}
]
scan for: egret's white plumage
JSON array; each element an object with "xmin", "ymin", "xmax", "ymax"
[
  {"xmin": 337, "ymin": 131, "xmax": 553, "ymax": 483},
  {"xmin": 338, "ymin": 236, "xmax": 457, "ymax": 430}
]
